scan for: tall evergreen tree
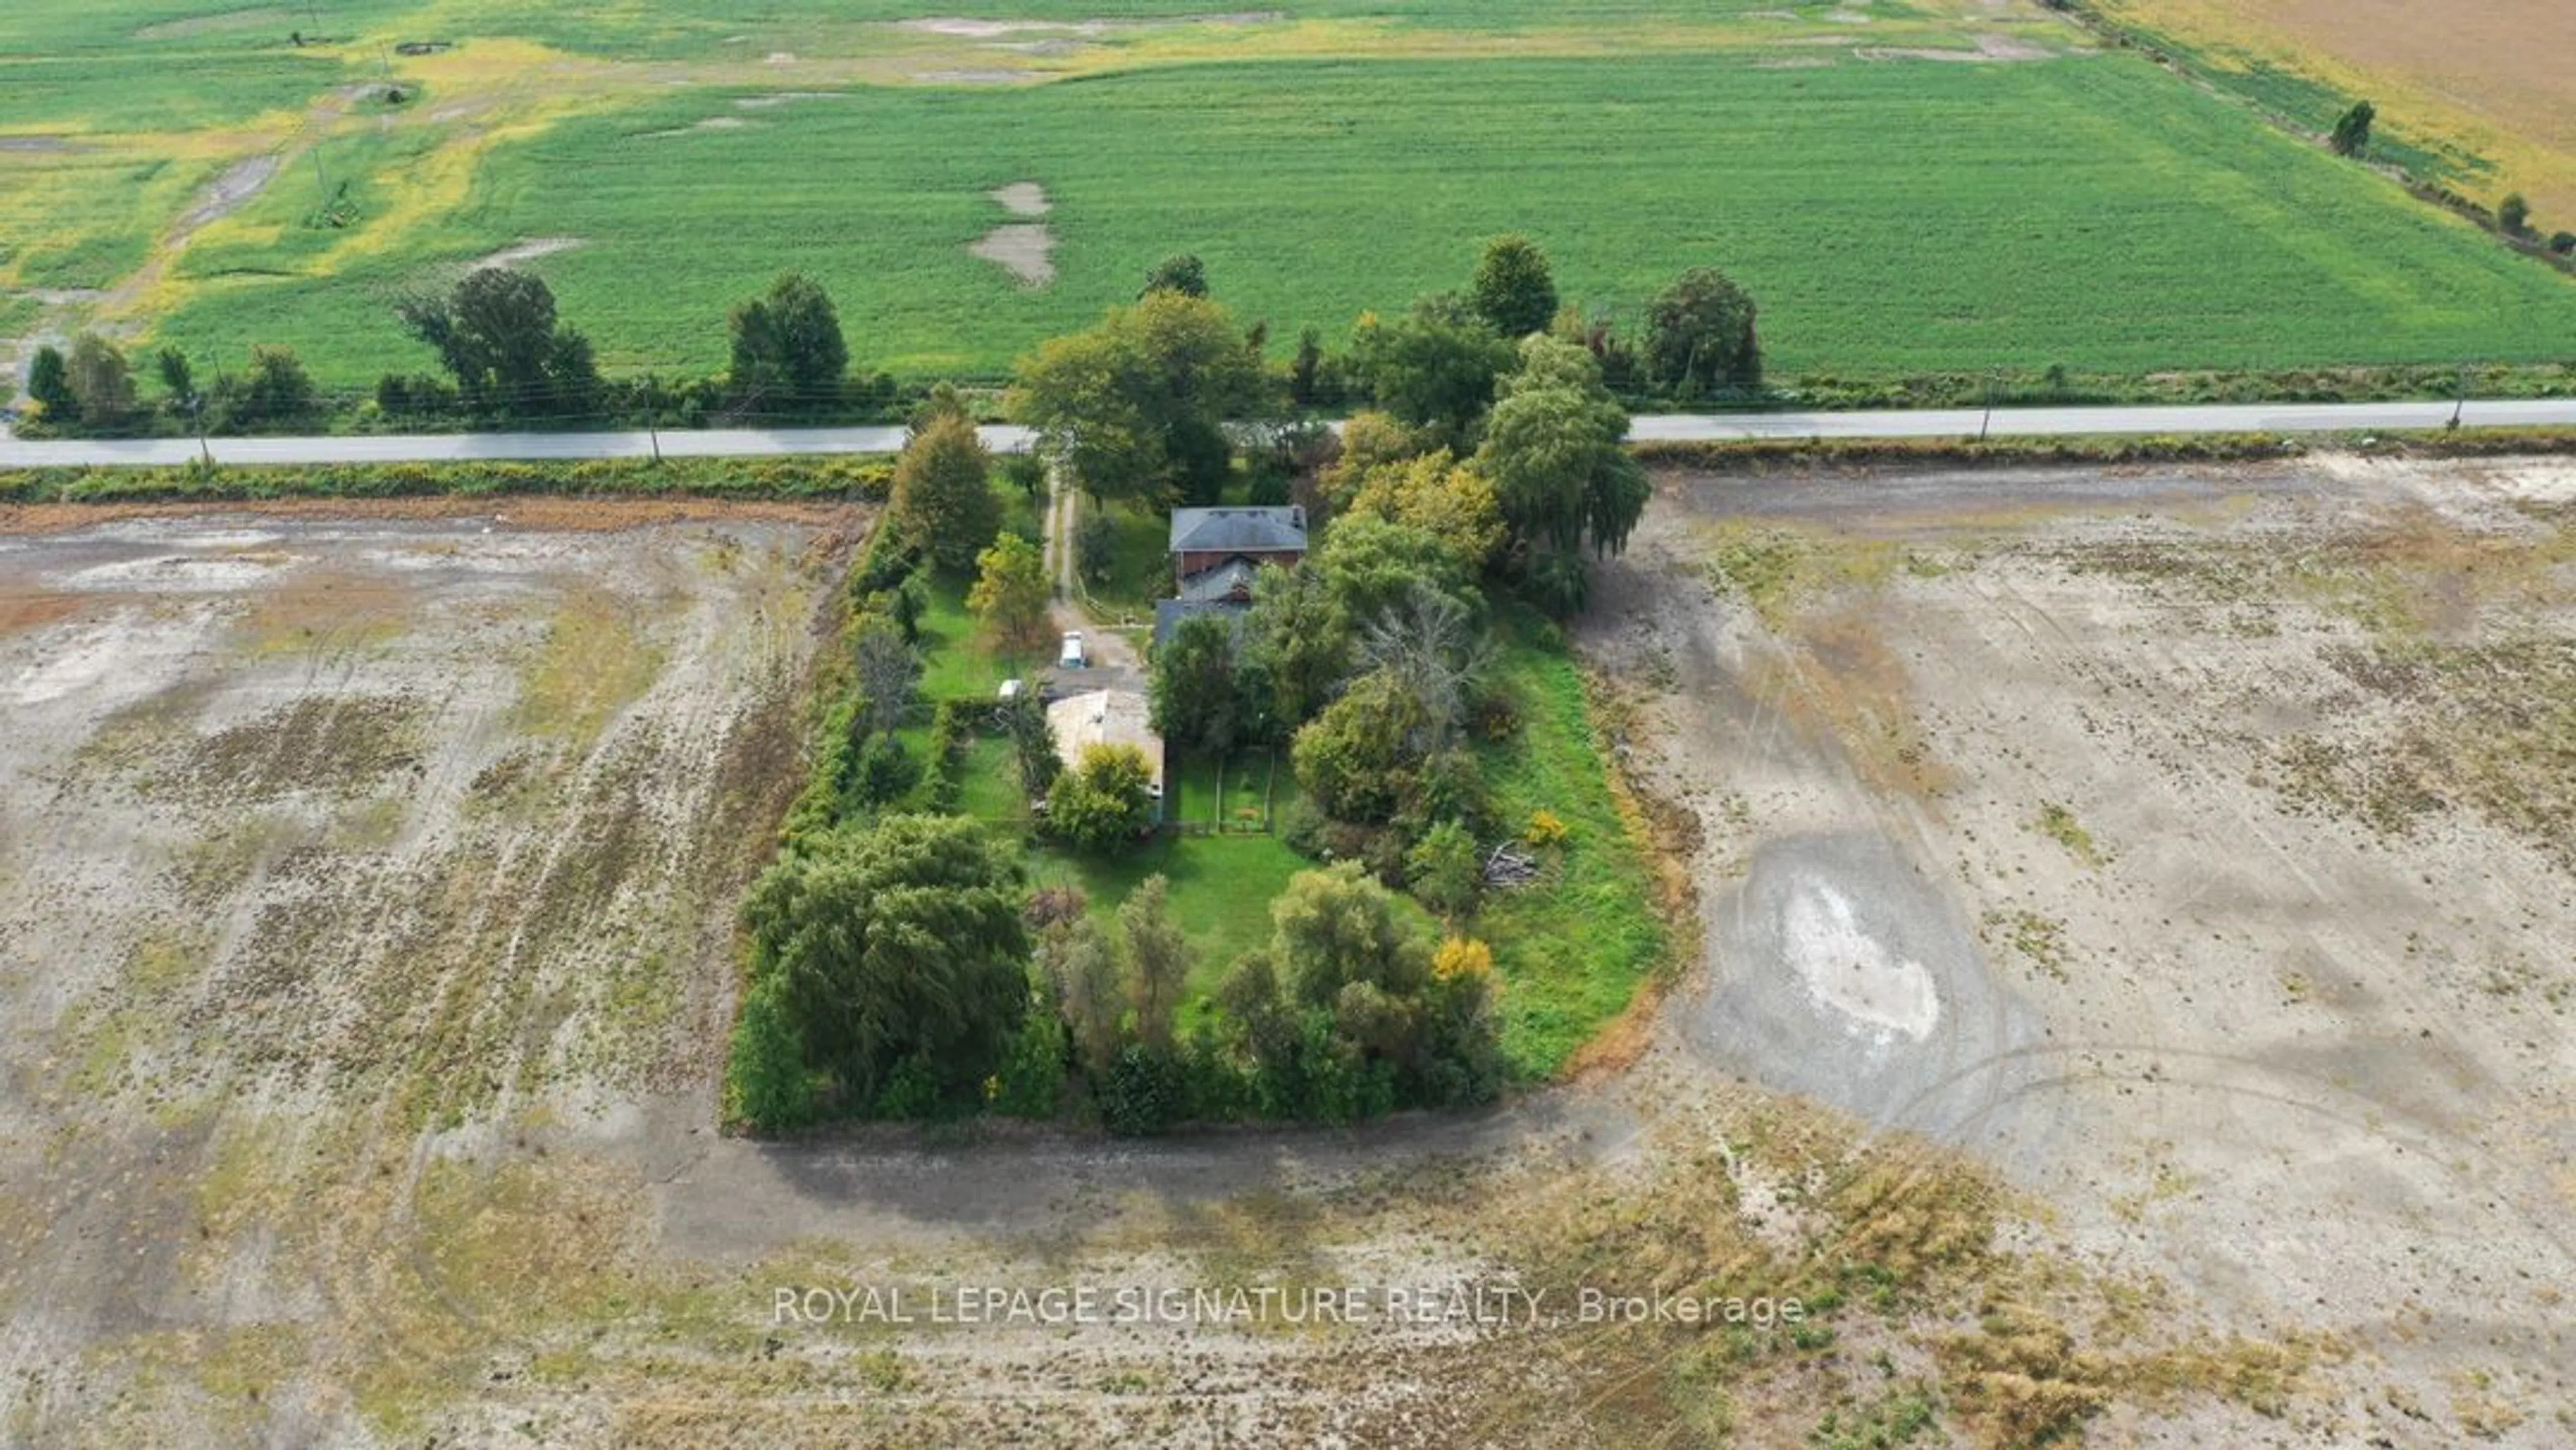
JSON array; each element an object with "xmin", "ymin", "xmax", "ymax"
[{"xmin": 26, "ymin": 345, "xmax": 76, "ymax": 422}]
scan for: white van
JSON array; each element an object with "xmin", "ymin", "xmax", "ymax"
[{"xmin": 1059, "ymin": 632, "xmax": 1086, "ymax": 669}]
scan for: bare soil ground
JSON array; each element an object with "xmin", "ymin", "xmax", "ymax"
[
  {"xmin": 0, "ymin": 507, "xmax": 856, "ymax": 1443},
  {"xmin": 969, "ymin": 221, "xmax": 1057, "ymax": 286},
  {"xmin": 989, "ymin": 180, "xmax": 1052, "ymax": 217},
  {"xmin": 3, "ymin": 463, "xmax": 2573, "ymax": 1446},
  {"xmin": 1585, "ymin": 452, "xmax": 2576, "ymax": 1443}
]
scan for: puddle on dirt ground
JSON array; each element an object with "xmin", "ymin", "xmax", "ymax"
[
  {"xmin": 1781, "ymin": 877, "xmax": 1940, "ymax": 1042},
  {"xmin": 1695, "ymin": 831, "xmax": 2045, "ymax": 1150}
]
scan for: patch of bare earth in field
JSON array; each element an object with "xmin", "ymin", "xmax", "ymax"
[
  {"xmin": 1580, "ymin": 452, "xmax": 2576, "ymax": 1447},
  {"xmin": 5, "ymin": 460, "xmax": 2575, "ymax": 1445},
  {"xmin": 969, "ymin": 225, "xmax": 1057, "ymax": 286},
  {"xmin": 0, "ymin": 510, "xmax": 853, "ymax": 1442}
]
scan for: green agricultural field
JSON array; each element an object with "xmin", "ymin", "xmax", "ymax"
[{"xmin": 9, "ymin": 1, "xmax": 2576, "ymax": 396}]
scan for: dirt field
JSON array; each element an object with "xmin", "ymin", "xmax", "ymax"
[
  {"xmin": 2102, "ymin": 0, "xmax": 2576, "ymax": 221},
  {"xmin": 3, "ymin": 469, "xmax": 2575, "ymax": 1446},
  {"xmin": 0, "ymin": 507, "xmax": 854, "ymax": 1443},
  {"xmin": 1593, "ymin": 453, "xmax": 2576, "ymax": 1441}
]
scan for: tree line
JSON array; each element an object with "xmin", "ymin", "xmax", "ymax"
[
  {"xmin": 1006, "ymin": 235, "xmax": 1702, "ymax": 610},
  {"xmin": 25, "ymin": 335, "xmax": 319, "ymax": 437},
  {"xmin": 15, "ymin": 235, "xmax": 1758, "ymax": 437}
]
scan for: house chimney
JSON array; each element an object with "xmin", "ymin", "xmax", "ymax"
[{"xmin": 1289, "ymin": 504, "xmax": 1305, "ymax": 531}]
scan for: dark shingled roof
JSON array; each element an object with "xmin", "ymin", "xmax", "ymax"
[
  {"xmin": 1168, "ymin": 506, "xmax": 1307, "ymax": 556},
  {"xmin": 1177, "ymin": 557, "xmax": 1260, "ymax": 604},
  {"xmin": 1152, "ymin": 598, "xmax": 1249, "ymax": 651}
]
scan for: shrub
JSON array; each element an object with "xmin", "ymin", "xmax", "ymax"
[
  {"xmin": 930, "ymin": 699, "xmax": 967, "ymax": 747},
  {"xmin": 374, "ymin": 372, "xmax": 457, "ymax": 421},
  {"xmin": 1525, "ymin": 809, "xmax": 1568, "ymax": 847},
  {"xmin": 991, "ymin": 984, "xmax": 1068, "ymax": 1119},
  {"xmin": 1290, "ymin": 671, "xmax": 1429, "ymax": 825},
  {"xmin": 1406, "ymin": 820, "xmax": 1484, "ymax": 920},
  {"xmin": 923, "ymin": 753, "xmax": 963, "ymax": 814},
  {"xmin": 1044, "ymin": 744, "xmax": 1157, "ymax": 852},
  {"xmin": 1280, "ymin": 799, "xmax": 1330, "ymax": 860},
  {"xmin": 851, "ymin": 459, "xmax": 897, "ymax": 502},
  {"xmin": 1307, "ymin": 818, "xmax": 1407, "ymax": 886},
  {"xmin": 1406, "ymin": 748, "xmax": 1493, "ymax": 840},
  {"xmin": 1004, "ymin": 689, "xmax": 1063, "ymax": 796},
  {"xmin": 1024, "ymin": 884, "xmax": 1089, "ymax": 933},
  {"xmin": 1467, "ymin": 687, "xmax": 1521, "ymax": 744},
  {"xmin": 870, "ymin": 1058, "xmax": 944, "ymax": 1119},
  {"xmin": 2552, "ymin": 232, "xmax": 2576, "ymax": 257},
  {"xmin": 853, "ymin": 734, "xmax": 922, "ymax": 808},
  {"xmin": 854, "ymin": 543, "xmax": 919, "ymax": 598},
  {"xmin": 783, "ymin": 695, "xmax": 865, "ymax": 840},
  {"xmin": 1097, "ymin": 1045, "xmax": 1190, "ymax": 1135},
  {"xmin": 1434, "ymin": 937, "xmax": 1495, "ymax": 981},
  {"xmin": 722, "ymin": 979, "xmax": 813, "ymax": 1131},
  {"xmin": 1002, "ymin": 451, "xmax": 1048, "ymax": 501},
  {"xmin": 2499, "ymin": 192, "xmax": 2532, "ymax": 236}
]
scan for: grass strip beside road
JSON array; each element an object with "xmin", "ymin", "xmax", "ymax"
[{"xmin": 0, "ymin": 455, "xmax": 895, "ymax": 505}]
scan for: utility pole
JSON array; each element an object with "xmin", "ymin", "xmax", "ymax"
[
  {"xmin": 2451, "ymin": 361, "xmax": 2470, "ymax": 429},
  {"xmin": 1979, "ymin": 370, "xmax": 1997, "ymax": 443},
  {"xmin": 645, "ymin": 375, "xmax": 663, "ymax": 464}
]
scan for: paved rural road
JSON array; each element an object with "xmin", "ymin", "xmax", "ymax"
[{"xmin": 3, "ymin": 399, "xmax": 2571, "ymax": 467}]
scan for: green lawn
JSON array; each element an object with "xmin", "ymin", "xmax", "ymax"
[
  {"xmin": 1028, "ymin": 832, "xmax": 1320, "ymax": 1011},
  {"xmin": 1076, "ymin": 497, "xmax": 1173, "ymax": 620},
  {"xmin": 953, "ymin": 736, "xmax": 1028, "ymax": 828},
  {"xmin": 1166, "ymin": 748, "xmax": 1290, "ymax": 832},
  {"xmin": 1477, "ymin": 626, "xmax": 1668, "ymax": 1076},
  {"xmin": 1169, "ymin": 754, "xmax": 1224, "ymax": 830},
  {"xmin": 1039, "ymin": 628, "xmax": 1664, "ymax": 1080},
  {"xmin": 25, "ymin": 41, "xmax": 2560, "ymax": 389},
  {"xmin": 910, "ymin": 577, "xmax": 1013, "ymax": 704}
]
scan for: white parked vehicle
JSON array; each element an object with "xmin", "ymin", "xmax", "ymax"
[{"xmin": 1059, "ymin": 632, "xmax": 1086, "ymax": 669}]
